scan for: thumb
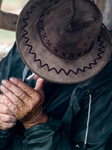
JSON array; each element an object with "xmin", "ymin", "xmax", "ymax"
[{"xmin": 34, "ymin": 78, "xmax": 44, "ymax": 92}]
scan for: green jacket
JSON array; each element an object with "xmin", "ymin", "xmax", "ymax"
[{"xmin": 0, "ymin": 40, "xmax": 112, "ymax": 150}]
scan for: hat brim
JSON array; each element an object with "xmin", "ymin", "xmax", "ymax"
[{"xmin": 16, "ymin": 0, "xmax": 112, "ymax": 84}]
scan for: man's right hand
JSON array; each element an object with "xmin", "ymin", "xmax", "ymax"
[{"xmin": 0, "ymin": 94, "xmax": 17, "ymax": 130}]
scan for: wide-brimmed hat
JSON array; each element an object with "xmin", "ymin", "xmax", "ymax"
[{"xmin": 16, "ymin": 0, "xmax": 112, "ymax": 84}]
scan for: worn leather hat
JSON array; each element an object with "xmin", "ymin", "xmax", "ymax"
[{"xmin": 16, "ymin": 0, "xmax": 112, "ymax": 84}]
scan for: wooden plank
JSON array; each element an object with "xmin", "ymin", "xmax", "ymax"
[
  {"xmin": 0, "ymin": 0, "xmax": 18, "ymax": 31},
  {"xmin": 0, "ymin": 11, "xmax": 18, "ymax": 31},
  {"xmin": 0, "ymin": 0, "xmax": 2, "ymax": 9},
  {"xmin": 97, "ymin": 0, "xmax": 105, "ymax": 12}
]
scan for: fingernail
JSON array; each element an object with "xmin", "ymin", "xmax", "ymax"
[
  {"xmin": 10, "ymin": 78, "xmax": 15, "ymax": 82},
  {"xmin": 39, "ymin": 78, "xmax": 44, "ymax": 82},
  {"xmin": 3, "ymin": 95, "xmax": 7, "ymax": 100},
  {"xmin": 0, "ymin": 85, "xmax": 5, "ymax": 90},
  {"xmin": 2, "ymin": 80, "xmax": 7, "ymax": 84}
]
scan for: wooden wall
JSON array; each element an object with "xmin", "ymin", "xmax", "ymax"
[
  {"xmin": 0, "ymin": 0, "xmax": 18, "ymax": 31},
  {"xmin": 0, "ymin": 0, "xmax": 112, "ymax": 31}
]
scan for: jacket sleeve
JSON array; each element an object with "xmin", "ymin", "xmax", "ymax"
[
  {"xmin": 23, "ymin": 118, "xmax": 76, "ymax": 150},
  {"xmin": 0, "ymin": 127, "xmax": 16, "ymax": 149}
]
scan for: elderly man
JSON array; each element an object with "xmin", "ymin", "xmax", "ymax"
[{"xmin": 0, "ymin": 0, "xmax": 112, "ymax": 150}]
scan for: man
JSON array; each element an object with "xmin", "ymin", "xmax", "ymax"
[{"xmin": 0, "ymin": 0, "xmax": 112, "ymax": 149}]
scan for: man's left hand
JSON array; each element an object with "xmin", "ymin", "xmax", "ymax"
[{"xmin": 0, "ymin": 77, "xmax": 48, "ymax": 129}]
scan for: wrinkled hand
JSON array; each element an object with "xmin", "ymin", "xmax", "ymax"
[
  {"xmin": 0, "ymin": 94, "xmax": 17, "ymax": 130},
  {"xmin": 0, "ymin": 77, "xmax": 48, "ymax": 129}
]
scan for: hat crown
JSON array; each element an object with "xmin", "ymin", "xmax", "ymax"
[{"xmin": 39, "ymin": 0, "xmax": 103, "ymax": 59}]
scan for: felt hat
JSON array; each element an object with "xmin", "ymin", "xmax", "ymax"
[{"xmin": 16, "ymin": 0, "xmax": 112, "ymax": 84}]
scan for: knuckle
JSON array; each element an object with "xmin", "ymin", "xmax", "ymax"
[
  {"xmin": 4, "ymin": 106, "xmax": 10, "ymax": 114},
  {"xmin": 35, "ymin": 95, "xmax": 41, "ymax": 102},
  {"xmin": 10, "ymin": 104, "xmax": 17, "ymax": 112},
  {"xmin": 12, "ymin": 95, "xmax": 18, "ymax": 103},
  {"xmin": 0, "ymin": 114, "xmax": 11, "ymax": 123},
  {"xmin": 17, "ymin": 90, "xmax": 23, "ymax": 96},
  {"xmin": 11, "ymin": 95, "xmax": 23, "ymax": 107},
  {"xmin": 17, "ymin": 90, "xmax": 25, "ymax": 98},
  {"xmin": 36, "ymin": 96, "xmax": 44, "ymax": 105},
  {"xmin": 24, "ymin": 84, "xmax": 31, "ymax": 92},
  {"xmin": 4, "ymin": 123, "xmax": 16, "ymax": 130},
  {"xmin": 30, "ymin": 103, "xmax": 35, "ymax": 110},
  {"xmin": 5, "ymin": 115, "xmax": 11, "ymax": 122},
  {"xmin": 0, "ymin": 120, "xmax": 14, "ymax": 130}
]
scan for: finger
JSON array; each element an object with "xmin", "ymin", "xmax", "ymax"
[
  {"xmin": 9, "ymin": 77, "xmax": 40, "ymax": 98},
  {"xmin": 0, "ymin": 120, "xmax": 16, "ymax": 130},
  {"xmin": 34, "ymin": 78, "xmax": 44, "ymax": 92},
  {"xmin": 0, "ymin": 103, "xmax": 13, "ymax": 115},
  {"xmin": 1, "ymin": 79, "xmax": 29, "ymax": 101},
  {"xmin": 1, "ymin": 78, "xmax": 43, "ymax": 106},
  {"xmin": 0, "ymin": 93, "xmax": 20, "ymax": 117},
  {"xmin": 0, "ymin": 94, "xmax": 5, "ymax": 103},
  {"xmin": 0, "ymin": 113, "xmax": 17, "ymax": 123},
  {"xmin": 0, "ymin": 84, "xmax": 24, "ymax": 107},
  {"xmin": 33, "ymin": 74, "xmax": 40, "ymax": 80}
]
